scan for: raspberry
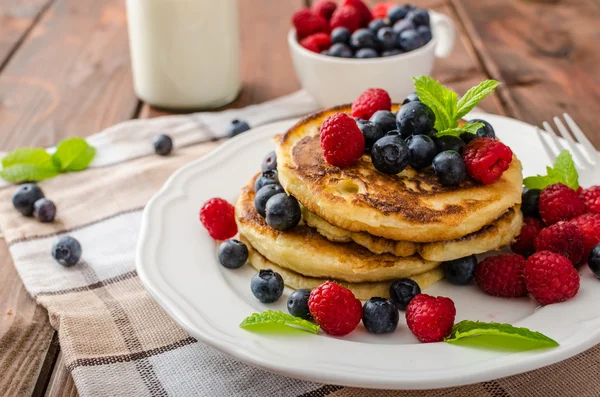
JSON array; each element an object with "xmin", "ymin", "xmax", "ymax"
[
  {"xmin": 312, "ymin": 0, "xmax": 337, "ymax": 21},
  {"xmin": 292, "ymin": 9, "xmax": 329, "ymax": 40},
  {"xmin": 510, "ymin": 217, "xmax": 545, "ymax": 257},
  {"xmin": 539, "ymin": 183, "xmax": 585, "ymax": 225},
  {"xmin": 320, "ymin": 113, "xmax": 365, "ymax": 168},
  {"xmin": 569, "ymin": 213, "xmax": 600, "ymax": 258},
  {"xmin": 372, "ymin": 2, "xmax": 396, "ymax": 19},
  {"xmin": 475, "ymin": 254, "xmax": 528, "ymax": 297},
  {"xmin": 341, "ymin": 0, "xmax": 373, "ymax": 26},
  {"xmin": 330, "ymin": 6, "xmax": 362, "ymax": 33},
  {"xmin": 462, "ymin": 138, "xmax": 513, "ymax": 184},
  {"xmin": 524, "ymin": 251, "xmax": 580, "ymax": 305},
  {"xmin": 405, "ymin": 294, "xmax": 456, "ymax": 343},
  {"xmin": 580, "ymin": 186, "xmax": 600, "ymax": 214},
  {"xmin": 351, "ymin": 88, "xmax": 392, "ymax": 120},
  {"xmin": 308, "ymin": 281, "xmax": 362, "ymax": 336},
  {"xmin": 299, "ymin": 32, "xmax": 331, "ymax": 53},
  {"xmin": 534, "ymin": 221, "xmax": 585, "ymax": 265},
  {"xmin": 199, "ymin": 198, "xmax": 237, "ymax": 240}
]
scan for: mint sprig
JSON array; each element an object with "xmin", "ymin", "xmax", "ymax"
[
  {"xmin": 240, "ymin": 310, "xmax": 319, "ymax": 334},
  {"xmin": 523, "ymin": 150, "xmax": 579, "ymax": 190},
  {"xmin": 435, "ymin": 121, "xmax": 485, "ymax": 138},
  {"xmin": 456, "ymin": 80, "xmax": 501, "ymax": 119},
  {"xmin": 445, "ymin": 320, "xmax": 559, "ymax": 351},
  {"xmin": 52, "ymin": 137, "xmax": 96, "ymax": 172}
]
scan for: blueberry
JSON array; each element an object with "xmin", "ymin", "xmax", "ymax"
[
  {"xmin": 388, "ymin": 5, "xmax": 409, "ymax": 24},
  {"xmin": 396, "ymin": 101, "xmax": 436, "ymax": 138},
  {"xmin": 588, "ymin": 244, "xmax": 600, "ymax": 279},
  {"xmin": 417, "ymin": 25, "xmax": 432, "ymax": 44},
  {"xmin": 389, "ymin": 278, "xmax": 421, "ymax": 310},
  {"xmin": 12, "ymin": 184, "xmax": 45, "ymax": 217},
  {"xmin": 218, "ymin": 239, "xmax": 248, "ymax": 269},
  {"xmin": 402, "ymin": 92, "xmax": 420, "ymax": 105},
  {"xmin": 369, "ymin": 110, "xmax": 397, "ymax": 134},
  {"xmin": 52, "ymin": 236, "xmax": 82, "ymax": 267},
  {"xmin": 254, "ymin": 170, "xmax": 279, "ymax": 192},
  {"xmin": 368, "ymin": 18, "xmax": 389, "ymax": 33},
  {"xmin": 460, "ymin": 132, "xmax": 477, "ymax": 144},
  {"xmin": 407, "ymin": 135, "xmax": 437, "ymax": 169},
  {"xmin": 443, "ymin": 255, "xmax": 478, "ymax": 285},
  {"xmin": 392, "ymin": 19, "xmax": 415, "ymax": 35},
  {"xmin": 328, "ymin": 43, "xmax": 353, "ymax": 58},
  {"xmin": 265, "ymin": 193, "xmax": 301, "ymax": 231},
  {"xmin": 261, "ymin": 150, "xmax": 277, "ymax": 172},
  {"xmin": 371, "ymin": 134, "xmax": 410, "ymax": 174},
  {"xmin": 350, "ymin": 29, "xmax": 378, "ymax": 50},
  {"xmin": 355, "ymin": 48, "xmax": 379, "ymax": 59},
  {"xmin": 254, "ymin": 184, "xmax": 284, "ymax": 217},
  {"xmin": 432, "ymin": 150, "xmax": 467, "ymax": 186},
  {"xmin": 357, "ymin": 120, "xmax": 385, "ymax": 150},
  {"xmin": 522, "ymin": 189, "xmax": 541, "ymax": 218},
  {"xmin": 381, "ymin": 49, "xmax": 403, "ymax": 57},
  {"xmin": 153, "ymin": 134, "xmax": 173, "ymax": 156},
  {"xmin": 362, "ymin": 297, "xmax": 399, "ymax": 334},
  {"xmin": 470, "ymin": 119, "xmax": 496, "ymax": 139},
  {"xmin": 434, "ymin": 135, "xmax": 466, "ymax": 153},
  {"xmin": 33, "ymin": 199, "xmax": 56, "ymax": 223},
  {"xmin": 287, "ymin": 289, "xmax": 312, "ymax": 319},
  {"xmin": 251, "ymin": 269, "xmax": 284, "ymax": 303},
  {"xmin": 376, "ymin": 27, "xmax": 397, "ymax": 51},
  {"xmin": 397, "ymin": 29, "xmax": 425, "ymax": 52},
  {"xmin": 227, "ymin": 119, "xmax": 251, "ymax": 137},
  {"xmin": 331, "ymin": 27, "xmax": 351, "ymax": 44},
  {"xmin": 407, "ymin": 9, "xmax": 430, "ymax": 27}
]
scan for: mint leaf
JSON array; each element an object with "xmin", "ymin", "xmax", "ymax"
[
  {"xmin": 2, "ymin": 148, "xmax": 54, "ymax": 169},
  {"xmin": 436, "ymin": 121, "xmax": 485, "ymax": 138},
  {"xmin": 240, "ymin": 310, "xmax": 319, "ymax": 334},
  {"xmin": 413, "ymin": 76, "xmax": 458, "ymax": 131},
  {"xmin": 456, "ymin": 80, "xmax": 500, "ymax": 119},
  {"xmin": 0, "ymin": 164, "xmax": 60, "ymax": 183},
  {"xmin": 445, "ymin": 320, "xmax": 559, "ymax": 351},
  {"xmin": 52, "ymin": 137, "xmax": 96, "ymax": 172},
  {"xmin": 523, "ymin": 150, "xmax": 579, "ymax": 190}
]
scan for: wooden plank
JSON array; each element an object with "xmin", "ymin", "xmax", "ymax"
[{"xmin": 44, "ymin": 352, "xmax": 79, "ymax": 397}]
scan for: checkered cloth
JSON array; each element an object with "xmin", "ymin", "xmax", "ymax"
[{"xmin": 1, "ymin": 91, "xmax": 599, "ymax": 396}]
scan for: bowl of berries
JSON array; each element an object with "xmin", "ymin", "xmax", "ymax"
[{"xmin": 288, "ymin": 1, "xmax": 455, "ymax": 107}]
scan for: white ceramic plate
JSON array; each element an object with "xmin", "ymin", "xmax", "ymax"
[{"xmin": 137, "ymin": 113, "xmax": 600, "ymax": 390}]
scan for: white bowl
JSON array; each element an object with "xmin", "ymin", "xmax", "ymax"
[{"xmin": 288, "ymin": 11, "xmax": 456, "ymax": 107}]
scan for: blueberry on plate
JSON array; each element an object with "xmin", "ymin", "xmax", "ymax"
[
  {"xmin": 434, "ymin": 135, "xmax": 466, "ymax": 153},
  {"xmin": 443, "ymin": 255, "xmax": 478, "ymax": 285},
  {"xmin": 371, "ymin": 134, "xmax": 410, "ymax": 174},
  {"xmin": 407, "ymin": 9, "xmax": 430, "ymax": 27},
  {"xmin": 227, "ymin": 119, "xmax": 251, "ymax": 137},
  {"xmin": 357, "ymin": 120, "xmax": 385, "ymax": 150},
  {"xmin": 392, "ymin": 19, "xmax": 415, "ymax": 35},
  {"xmin": 287, "ymin": 289, "xmax": 312, "ymax": 319},
  {"xmin": 254, "ymin": 170, "xmax": 279, "ymax": 192},
  {"xmin": 33, "ymin": 198, "xmax": 56, "ymax": 223},
  {"xmin": 381, "ymin": 49, "xmax": 403, "ymax": 57},
  {"xmin": 368, "ymin": 18, "xmax": 389, "ymax": 33},
  {"xmin": 261, "ymin": 150, "xmax": 277, "ymax": 172},
  {"xmin": 376, "ymin": 27, "xmax": 397, "ymax": 51},
  {"xmin": 407, "ymin": 135, "xmax": 437, "ymax": 169},
  {"xmin": 588, "ymin": 244, "xmax": 600, "ymax": 279},
  {"xmin": 355, "ymin": 48, "xmax": 379, "ymax": 59},
  {"xmin": 521, "ymin": 188, "xmax": 541, "ymax": 218},
  {"xmin": 417, "ymin": 25, "xmax": 432, "ymax": 44},
  {"xmin": 153, "ymin": 134, "xmax": 173, "ymax": 156},
  {"xmin": 402, "ymin": 92, "xmax": 420, "ymax": 105},
  {"xmin": 362, "ymin": 297, "xmax": 399, "ymax": 334},
  {"xmin": 389, "ymin": 278, "xmax": 421, "ymax": 310},
  {"xmin": 432, "ymin": 150, "xmax": 467, "ymax": 186},
  {"xmin": 52, "ymin": 236, "xmax": 82, "ymax": 267},
  {"xmin": 397, "ymin": 29, "xmax": 425, "ymax": 52},
  {"xmin": 388, "ymin": 5, "xmax": 409, "ymax": 24},
  {"xmin": 251, "ymin": 269, "xmax": 284, "ymax": 303},
  {"xmin": 254, "ymin": 184, "xmax": 284, "ymax": 217},
  {"xmin": 218, "ymin": 239, "xmax": 248, "ymax": 269},
  {"xmin": 12, "ymin": 184, "xmax": 45, "ymax": 216},
  {"xmin": 369, "ymin": 110, "xmax": 397, "ymax": 134},
  {"xmin": 265, "ymin": 193, "xmax": 301, "ymax": 231},
  {"xmin": 331, "ymin": 27, "xmax": 351, "ymax": 44},
  {"xmin": 396, "ymin": 101, "xmax": 436, "ymax": 138},
  {"xmin": 470, "ymin": 119, "xmax": 496, "ymax": 139},
  {"xmin": 328, "ymin": 43, "xmax": 353, "ymax": 58},
  {"xmin": 350, "ymin": 28, "xmax": 378, "ymax": 50}
]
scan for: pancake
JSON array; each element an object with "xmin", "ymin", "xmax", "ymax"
[
  {"xmin": 303, "ymin": 205, "xmax": 523, "ymax": 262},
  {"xmin": 276, "ymin": 104, "xmax": 523, "ymax": 243},
  {"xmin": 241, "ymin": 235, "xmax": 444, "ymax": 301},
  {"xmin": 236, "ymin": 175, "xmax": 440, "ymax": 283}
]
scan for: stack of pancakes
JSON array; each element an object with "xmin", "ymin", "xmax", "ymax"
[{"xmin": 236, "ymin": 105, "xmax": 523, "ymax": 300}]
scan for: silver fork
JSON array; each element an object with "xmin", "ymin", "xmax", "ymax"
[{"xmin": 536, "ymin": 113, "xmax": 599, "ymax": 187}]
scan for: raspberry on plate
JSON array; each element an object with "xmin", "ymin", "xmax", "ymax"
[
  {"xmin": 330, "ymin": 6, "xmax": 362, "ymax": 34},
  {"xmin": 475, "ymin": 254, "xmax": 528, "ymax": 298},
  {"xmin": 372, "ymin": 2, "xmax": 396, "ymax": 19},
  {"xmin": 292, "ymin": 9, "xmax": 329, "ymax": 39},
  {"xmin": 569, "ymin": 213, "xmax": 600, "ymax": 258},
  {"xmin": 300, "ymin": 32, "xmax": 331, "ymax": 53},
  {"xmin": 405, "ymin": 294, "xmax": 456, "ymax": 343},
  {"xmin": 320, "ymin": 113, "xmax": 365, "ymax": 168},
  {"xmin": 580, "ymin": 186, "xmax": 600, "ymax": 214},
  {"xmin": 308, "ymin": 281, "xmax": 363, "ymax": 336},
  {"xmin": 462, "ymin": 138, "xmax": 513, "ymax": 184},
  {"xmin": 511, "ymin": 217, "xmax": 545, "ymax": 257},
  {"xmin": 200, "ymin": 198, "xmax": 237, "ymax": 240},
  {"xmin": 311, "ymin": 0, "xmax": 337, "ymax": 21},
  {"xmin": 534, "ymin": 221, "xmax": 585, "ymax": 265},
  {"xmin": 351, "ymin": 88, "xmax": 392, "ymax": 120},
  {"xmin": 539, "ymin": 183, "xmax": 585, "ymax": 225},
  {"xmin": 524, "ymin": 251, "xmax": 580, "ymax": 305},
  {"xmin": 341, "ymin": 0, "xmax": 373, "ymax": 26}
]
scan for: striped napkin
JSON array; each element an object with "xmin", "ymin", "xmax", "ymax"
[{"xmin": 1, "ymin": 91, "xmax": 599, "ymax": 396}]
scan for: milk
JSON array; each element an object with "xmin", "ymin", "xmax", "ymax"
[{"xmin": 126, "ymin": 0, "xmax": 241, "ymax": 109}]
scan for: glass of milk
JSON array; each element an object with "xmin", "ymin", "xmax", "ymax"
[{"xmin": 126, "ymin": 0, "xmax": 241, "ymax": 110}]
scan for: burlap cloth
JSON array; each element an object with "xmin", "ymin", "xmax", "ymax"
[{"xmin": 1, "ymin": 91, "xmax": 598, "ymax": 396}]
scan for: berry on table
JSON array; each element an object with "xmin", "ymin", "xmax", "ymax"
[
  {"xmin": 362, "ymin": 297, "xmax": 399, "ymax": 334},
  {"xmin": 372, "ymin": 2, "xmax": 396, "ymax": 19},
  {"xmin": 330, "ymin": 5, "xmax": 362, "ymax": 33},
  {"xmin": 475, "ymin": 254, "xmax": 527, "ymax": 297},
  {"xmin": 569, "ymin": 213, "xmax": 600, "ymax": 257},
  {"xmin": 331, "ymin": 27, "xmax": 351, "ymax": 44},
  {"xmin": 218, "ymin": 239, "xmax": 248, "ymax": 269},
  {"xmin": 462, "ymin": 137, "xmax": 513, "ymax": 185},
  {"xmin": 300, "ymin": 32, "xmax": 331, "ymax": 53},
  {"xmin": 52, "ymin": 236, "xmax": 82, "ymax": 267},
  {"xmin": 153, "ymin": 134, "xmax": 173, "ymax": 155},
  {"xmin": 397, "ymin": 29, "xmax": 425, "ymax": 52},
  {"xmin": 407, "ymin": 9, "xmax": 430, "ymax": 27},
  {"xmin": 287, "ymin": 289, "xmax": 312, "ymax": 320},
  {"xmin": 227, "ymin": 119, "xmax": 251, "ymax": 137},
  {"xmin": 265, "ymin": 193, "xmax": 302, "ymax": 231},
  {"xmin": 443, "ymin": 255, "xmax": 477, "ymax": 285},
  {"xmin": 376, "ymin": 27, "xmax": 397, "ymax": 51},
  {"xmin": 311, "ymin": 0, "xmax": 337, "ymax": 20},
  {"xmin": 588, "ymin": 244, "xmax": 600, "ymax": 279},
  {"xmin": 254, "ymin": 170, "xmax": 279, "ymax": 192},
  {"xmin": 539, "ymin": 183, "xmax": 585, "ymax": 225},
  {"xmin": 308, "ymin": 281, "xmax": 363, "ymax": 336},
  {"xmin": 12, "ymin": 183, "xmax": 45, "ymax": 216},
  {"xmin": 434, "ymin": 135, "xmax": 465, "ymax": 154},
  {"xmin": 407, "ymin": 134, "xmax": 437, "ymax": 169},
  {"xmin": 396, "ymin": 101, "xmax": 435, "ymax": 138},
  {"xmin": 580, "ymin": 186, "xmax": 600, "ymax": 214},
  {"xmin": 387, "ymin": 5, "xmax": 409, "ymax": 24},
  {"xmin": 255, "ymin": 184, "xmax": 284, "ymax": 217},
  {"xmin": 389, "ymin": 278, "xmax": 421, "ymax": 310},
  {"xmin": 320, "ymin": 113, "xmax": 365, "ymax": 167},
  {"xmin": 356, "ymin": 119, "xmax": 385, "ymax": 150},
  {"xmin": 368, "ymin": 18, "xmax": 388, "ymax": 33},
  {"xmin": 535, "ymin": 221, "xmax": 585, "ymax": 265},
  {"xmin": 521, "ymin": 188, "xmax": 541, "ymax": 218},
  {"xmin": 432, "ymin": 150, "xmax": 467, "ymax": 186},
  {"xmin": 470, "ymin": 119, "xmax": 496, "ymax": 139},
  {"xmin": 352, "ymin": 88, "xmax": 392, "ymax": 120},
  {"xmin": 417, "ymin": 25, "xmax": 432, "ymax": 44},
  {"xmin": 510, "ymin": 217, "xmax": 545, "ymax": 257},
  {"xmin": 261, "ymin": 151, "xmax": 277, "ymax": 172},
  {"xmin": 406, "ymin": 294, "xmax": 456, "ymax": 343},
  {"xmin": 327, "ymin": 43, "xmax": 353, "ymax": 58},
  {"xmin": 292, "ymin": 8, "xmax": 329, "ymax": 39},
  {"xmin": 402, "ymin": 92, "xmax": 420, "ymax": 105},
  {"xmin": 524, "ymin": 251, "xmax": 580, "ymax": 305},
  {"xmin": 33, "ymin": 198, "xmax": 56, "ymax": 223},
  {"xmin": 200, "ymin": 198, "xmax": 237, "ymax": 240},
  {"xmin": 341, "ymin": 0, "xmax": 373, "ymax": 26},
  {"xmin": 251, "ymin": 269, "xmax": 284, "ymax": 303},
  {"xmin": 355, "ymin": 48, "xmax": 378, "ymax": 58},
  {"xmin": 392, "ymin": 19, "xmax": 415, "ymax": 35},
  {"xmin": 371, "ymin": 133, "xmax": 410, "ymax": 174}
]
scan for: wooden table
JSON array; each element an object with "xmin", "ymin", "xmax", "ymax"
[{"xmin": 1, "ymin": 0, "xmax": 598, "ymax": 395}]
